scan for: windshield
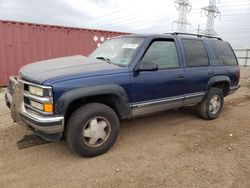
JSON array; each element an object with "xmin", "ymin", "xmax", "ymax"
[{"xmin": 89, "ymin": 37, "xmax": 144, "ymax": 67}]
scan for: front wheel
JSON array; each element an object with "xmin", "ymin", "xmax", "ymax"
[
  {"xmin": 66, "ymin": 103, "xmax": 120, "ymax": 157},
  {"xmin": 199, "ymin": 87, "xmax": 224, "ymax": 120}
]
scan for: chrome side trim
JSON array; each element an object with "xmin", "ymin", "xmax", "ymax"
[
  {"xmin": 130, "ymin": 92, "xmax": 206, "ymax": 117},
  {"xmin": 131, "ymin": 96, "xmax": 184, "ymax": 117},
  {"xmin": 131, "ymin": 92, "xmax": 205, "ymax": 108},
  {"xmin": 183, "ymin": 92, "xmax": 206, "ymax": 106},
  {"xmin": 131, "ymin": 96, "xmax": 184, "ymax": 108},
  {"xmin": 184, "ymin": 92, "xmax": 205, "ymax": 99}
]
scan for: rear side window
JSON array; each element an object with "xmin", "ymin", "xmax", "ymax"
[
  {"xmin": 210, "ymin": 40, "xmax": 237, "ymax": 66},
  {"xmin": 141, "ymin": 40, "xmax": 179, "ymax": 69},
  {"xmin": 182, "ymin": 39, "xmax": 209, "ymax": 67}
]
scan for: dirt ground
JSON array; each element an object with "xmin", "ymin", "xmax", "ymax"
[{"xmin": 0, "ymin": 68, "xmax": 250, "ymax": 188}]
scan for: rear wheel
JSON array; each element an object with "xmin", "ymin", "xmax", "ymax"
[
  {"xmin": 66, "ymin": 103, "xmax": 120, "ymax": 157},
  {"xmin": 199, "ymin": 87, "xmax": 224, "ymax": 120}
]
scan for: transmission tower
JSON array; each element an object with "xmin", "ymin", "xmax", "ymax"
[
  {"xmin": 173, "ymin": 0, "xmax": 192, "ymax": 33},
  {"xmin": 202, "ymin": 0, "xmax": 221, "ymax": 36}
]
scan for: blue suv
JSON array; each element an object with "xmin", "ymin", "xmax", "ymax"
[{"xmin": 5, "ymin": 33, "xmax": 240, "ymax": 157}]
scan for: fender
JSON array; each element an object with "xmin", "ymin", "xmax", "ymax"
[
  {"xmin": 207, "ymin": 76, "xmax": 230, "ymax": 90},
  {"xmin": 54, "ymin": 84, "xmax": 131, "ymax": 119}
]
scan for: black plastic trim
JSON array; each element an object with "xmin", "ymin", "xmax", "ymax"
[{"xmin": 55, "ymin": 84, "xmax": 131, "ymax": 119}]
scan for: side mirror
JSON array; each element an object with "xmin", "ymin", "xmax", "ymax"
[{"xmin": 136, "ymin": 61, "xmax": 159, "ymax": 71}]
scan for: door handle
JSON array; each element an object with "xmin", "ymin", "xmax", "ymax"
[
  {"xmin": 177, "ymin": 74, "xmax": 185, "ymax": 79},
  {"xmin": 208, "ymin": 71, "xmax": 214, "ymax": 76}
]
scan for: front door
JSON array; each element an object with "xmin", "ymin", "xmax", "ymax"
[{"xmin": 130, "ymin": 39, "xmax": 185, "ymax": 116}]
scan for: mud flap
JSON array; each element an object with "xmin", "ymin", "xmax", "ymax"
[{"xmin": 17, "ymin": 134, "xmax": 50, "ymax": 149}]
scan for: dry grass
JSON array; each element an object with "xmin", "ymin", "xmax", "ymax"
[{"xmin": 0, "ymin": 87, "xmax": 4, "ymax": 93}]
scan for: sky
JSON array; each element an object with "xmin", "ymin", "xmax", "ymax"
[{"xmin": 0, "ymin": 0, "xmax": 249, "ymax": 48}]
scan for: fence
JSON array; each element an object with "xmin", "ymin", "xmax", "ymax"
[{"xmin": 234, "ymin": 49, "xmax": 250, "ymax": 66}]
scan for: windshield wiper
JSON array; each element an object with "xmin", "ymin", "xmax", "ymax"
[
  {"xmin": 96, "ymin": 56, "xmax": 124, "ymax": 67},
  {"xmin": 96, "ymin": 56, "xmax": 112, "ymax": 64}
]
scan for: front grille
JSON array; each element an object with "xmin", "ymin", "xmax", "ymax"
[
  {"xmin": 21, "ymin": 80, "xmax": 53, "ymax": 115},
  {"xmin": 24, "ymin": 96, "xmax": 30, "ymax": 105},
  {"xmin": 24, "ymin": 84, "xmax": 29, "ymax": 92}
]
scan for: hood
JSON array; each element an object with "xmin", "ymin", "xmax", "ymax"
[{"xmin": 19, "ymin": 55, "xmax": 121, "ymax": 84}]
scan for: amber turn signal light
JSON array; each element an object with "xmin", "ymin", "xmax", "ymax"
[{"xmin": 43, "ymin": 103, "xmax": 53, "ymax": 113}]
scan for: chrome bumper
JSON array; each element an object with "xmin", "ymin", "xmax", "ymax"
[
  {"xmin": 20, "ymin": 108, "xmax": 64, "ymax": 134},
  {"xmin": 5, "ymin": 76, "xmax": 64, "ymax": 134}
]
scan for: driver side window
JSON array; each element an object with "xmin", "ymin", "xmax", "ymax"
[{"xmin": 142, "ymin": 40, "xmax": 179, "ymax": 69}]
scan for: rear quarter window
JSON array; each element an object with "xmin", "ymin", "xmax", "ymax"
[{"xmin": 210, "ymin": 40, "xmax": 238, "ymax": 66}]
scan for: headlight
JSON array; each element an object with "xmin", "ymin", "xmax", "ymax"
[
  {"xmin": 30, "ymin": 100, "xmax": 54, "ymax": 113},
  {"xmin": 30, "ymin": 100, "xmax": 44, "ymax": 111},
  {"xmin": 29, "ymin": 86, "xmax": 44, "ymax": 96},
  {"xmin": 23, "ymin": 82, "xmax": 54, "ymax": 114}
]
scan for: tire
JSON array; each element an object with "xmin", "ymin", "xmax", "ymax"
[
  {"xmin": 199, "ymin": 87, "xmax": 224, "ymax": 120},
  {"xmin": 65, "ymin": 103, "xmax": 120, "ymax": 157}
]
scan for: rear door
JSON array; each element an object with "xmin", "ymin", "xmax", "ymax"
[{"xmin": 180, "ymin": 38, "xmax": 213, "ymax": 105}]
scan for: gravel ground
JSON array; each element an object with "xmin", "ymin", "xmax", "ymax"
[{"xmin": 0, "ymin": 68, "xmax": 250, "ymax": 188}]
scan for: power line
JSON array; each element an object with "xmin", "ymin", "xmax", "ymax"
[
  {"xmin": 81, "ymin": 4, "xmax": 249, "ymax": 29},
  {"xmin": 82, "ymin": 6, "xmax": 132, "ymax": 24},
  {"xmin": 77, "ymin": 1, "xmax": 250, "ymax": 35}
]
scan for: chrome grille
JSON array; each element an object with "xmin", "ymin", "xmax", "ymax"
[{"xmin": 20, "ymin": 80, "xmax": 53, "ymax": 115}]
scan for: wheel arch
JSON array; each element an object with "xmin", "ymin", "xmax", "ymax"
[
  {"xmin": 207, "ymin": 76, "xmax": 230, "ymax": 96},
  {"xmin": 55, "ymin": 85, "xmax": 131, "ymax": 122}
]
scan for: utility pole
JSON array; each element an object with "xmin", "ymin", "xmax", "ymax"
[
  {"xmin": 173, "ymin": 0, "xmax": 192, "ymax": 33},
  {"xmin": 202, "ymin": 0, "xmax": 221, "ymax": 36},
  {"xmin": 197, "ymin": 24, "xmax": 201, "ymax": 34}
]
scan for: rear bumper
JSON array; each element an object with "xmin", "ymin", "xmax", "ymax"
[
  {"xmin": 228, "ymin": 85, "xmax": 241, "ymax": 95},
  {"xmin": 5, "ymin": 76, "xmax": 64, "ymax": 140}
]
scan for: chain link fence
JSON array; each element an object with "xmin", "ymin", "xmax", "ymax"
[{"xmin": 234, "ymin": 49, "xmax": 250, "ymax": 66}]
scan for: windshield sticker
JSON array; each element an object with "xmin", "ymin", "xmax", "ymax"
[{"xmin": 122, "ymin": 44, "xmax": 139, "ymax": 49}]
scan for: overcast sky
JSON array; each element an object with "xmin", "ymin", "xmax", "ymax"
[{"xmin": 0, "ymin": 0, "xmax": 249, "ymax": 48}]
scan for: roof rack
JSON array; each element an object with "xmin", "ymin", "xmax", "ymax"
[{"xmin": 165, "ymin": 32, "xmax": 222, "ymax": 40}]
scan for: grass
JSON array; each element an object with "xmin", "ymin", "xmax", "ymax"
[{"xmin": 0, "ymin": 87, "xmax": 4, "ymax": 93}]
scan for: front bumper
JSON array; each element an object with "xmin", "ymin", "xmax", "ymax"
[
  {"xmin": 20, "ymin": 107, "xmax": 64, "ymax": 134},
  {"xmin": 5, "ymin": 76, "xmax": 64, "ymax": 139}
]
